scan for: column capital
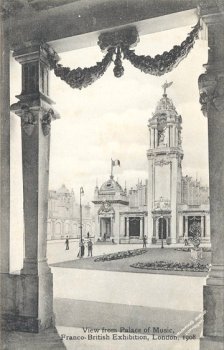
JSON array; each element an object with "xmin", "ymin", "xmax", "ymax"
[
  {"xmin": 11, "ymin": 43, "xmax": 60, "ymax": 136},
  {"xmin": 198, "ymin": 1, "xmax": 224, "ymax": 22},
  {"xmin": 13, "ymin": 42, "xmax": 59, "ymax": 69},
  {"xmin": 198, "ymin": 16, "xmax": 224, "ymax": 118},
  {"xmin": 11, "ymin": 42, "xmax": 60, "ymax": 109},
  {"xmin": 198, "ymin": 70, "xmax": 224, "ymax": 117}
]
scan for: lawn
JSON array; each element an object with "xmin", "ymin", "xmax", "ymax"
[{"xmin": 51, "ymin": 247, "xmax": 211, "ymax": 276}]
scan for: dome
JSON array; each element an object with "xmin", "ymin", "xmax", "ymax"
[
  {"xmin": 154, "ymin": 94, "xmax": 177, "ymax": 116},
  {"xmin": 99, "ymin": 177, "xmax": 124, "ymax": 193}
]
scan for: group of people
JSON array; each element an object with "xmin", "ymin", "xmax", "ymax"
[
  {"xmin": 78, "ymin": 239, "xmax": 93, "ymax": 258},
  {"xmin": 65, "ymin": 234, "xmax": 93, "ymax": 258}
]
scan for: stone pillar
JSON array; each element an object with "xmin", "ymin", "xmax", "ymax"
[
  {"xmin": 198, "ymin": 5, "xmax": 224, "ymax": 349},
  {"xmin": 205, "ymin": 214, "xmax": 210, "ymax": 238},
  {"xmin": 155, "ymin": 128, "xmax": 158, "ymax": 147},
  {"xmin": 127, "ymin": 217, "xmax": 129, "ymax": 237},
  {"xmin": 179, "ymin": 214, "xmax": 183, "ymax": 238},
  {"xmin": 10, "ymin": 43, "xmax": 60, "ymax": 332},
  {"xmin": 0, "ymin": 16, "xmax": 10, "ymax": 274},
  {"xmin": 170, "ymin": 157, "xmax": 177, "ymax": 243},
  {"xmin": 111, "ymin": 217, "xmax": 113, "ymax": 237},
  {"xmin": 152, "ymin": 218, "xmax": 156, "ymax": 237},
  {"xmin": 201, "ymin": 216, "xmax": 205, "ymax": 238},
  {"xmin": 185, "ymin": 216, "xmax": 188, "ymax": 237},
  {"xmin": 140, "ymin": 217, "xmax": 144, "ymax": 238},
  {"xmin": 52, "ymin": 219, "xmax": 55, "ymax": 238},
  {"xmin": 166, "ymin": 218, "xmax": 169, "ymax": 239}
]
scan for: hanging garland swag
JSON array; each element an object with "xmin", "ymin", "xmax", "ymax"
[{"xmin": 47, "ymin": 21, "xmax": 201, "ymax": 90}]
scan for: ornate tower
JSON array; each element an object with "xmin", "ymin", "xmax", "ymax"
[{"xmin": 147, "ymin": 82, "xmax": 183, "ymax": 244}]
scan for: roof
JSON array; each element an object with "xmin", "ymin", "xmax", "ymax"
[
  {"xmin": 154, "ymin": 93, "xmax": 178, "ymax": 116},
  {"xmin": 99, "ymin": 177, "xmax": 124, "ymax": 193}
]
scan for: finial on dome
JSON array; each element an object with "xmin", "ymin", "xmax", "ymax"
[{"xmin": 162, "ymin": 81, "xmax": 173, "ymax": 96}]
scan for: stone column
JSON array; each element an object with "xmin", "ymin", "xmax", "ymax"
[
  {"xmin": 0, "ymin": 16, "xmax": 10, "ymax": 274},
  {"xmin": 205, "ymin": 214, "xmax": 210, "ymax": 238},
  {"xmin": 201, "ymin": 216, "xmax": 205, "ymax": 238},
  {"xmin": 111, "ymin": 217, "xmax": 113, "ymax": 237},
  {"xmin": 198, "ymin": 5, "xmax": 224, "ymax": 349},
  {"xmin": 155, "ymin": 128, "xmax": 158, "ymax": 148},
  {"xmin": 179, "ymin": 214, "xmax": 183, "ymax": 238},
  {"xmin": 10, "ymin": 43, "xmax": 60, "ymax": 332},
  {"xmin": 140, "ymin": 217, "xmax": 144, "ymax": 238},
  {"xmin": 127, "ymin": 217, "xmax": 129, "ymax": 237},
  {"xmin": 185, "ymin": 216, "xmax": 188, "ymax": 237}
]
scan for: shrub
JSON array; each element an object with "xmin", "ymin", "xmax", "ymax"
[
  {"xmin": 130, "ymin": 260, "xmax": 209, "ymax": 272},
  {"xmin": 94, "ymin": 248, "xmax": 147, "ymax": 262}
]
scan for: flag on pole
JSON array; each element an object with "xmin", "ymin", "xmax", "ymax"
[
  {"xmin": 112, "ymin": 159, "xmax": 120, "ymax": 167},
  {"xmin": 111, "ymin": 159, "xmax": 120, "ymax": 178}
]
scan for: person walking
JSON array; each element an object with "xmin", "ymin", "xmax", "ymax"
[
  {"xmin": 87, "ymin": 239, "xmax": 93, "ymax": 257},
  {"xmin": 78, "ymin": 240, "xmax": 85, "ymax": 258},
  {"xmin": 65, "ymin": 236, "xmax": 69, "ymax": 250},
  {"xmin": 143, "ymin": 235, "xmax": 147, "ymax": 248},
  {"xmin": 81, "ymin": 240, "xmax": 85, "ymax": 258}
]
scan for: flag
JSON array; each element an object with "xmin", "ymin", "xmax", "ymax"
[{"xmin": 112, "ymin": 159, "xmax": 120, "ymax": 167}]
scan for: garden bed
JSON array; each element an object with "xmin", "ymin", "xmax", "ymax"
[
  {"xmin": 130, "ymin": 260, "xmax": 209, "ymax": 272},
  {"xmin": 94, "ymin": 248, "xmax": 147, "ymax": 262},
  {"xmin": 175, "ymin": 247, "xmax": 211, "ymax": 252}
]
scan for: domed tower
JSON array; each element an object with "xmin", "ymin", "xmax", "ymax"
[
  {"xmin": 92, "ymin": 170, "xmax": 129, "ymax": 243},
  {"xmin": 147, "ymin": 82, "xmax": 183, "ymax": 244}
]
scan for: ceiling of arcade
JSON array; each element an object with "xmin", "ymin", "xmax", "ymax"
[{"xmin": 1, "ymin": 0, "xmax": 200, "ymax": 53}]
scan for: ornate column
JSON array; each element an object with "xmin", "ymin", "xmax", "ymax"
[
  {"xmin": 10, "ymin": 43, "xmax": 60, "ymax": 332},
  {"xmin": 198, "ymin": 4, "xmax": 224, "ymax": 349}
]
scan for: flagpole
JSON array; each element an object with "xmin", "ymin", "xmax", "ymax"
[{"xmin": 111, "ymin": 159, "xmax": 113, "ymax": 179}]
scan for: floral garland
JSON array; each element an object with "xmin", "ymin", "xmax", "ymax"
[
  {"xmin": 122, "ymin": 21, "xmax": 201, "ymax": 76},
  {"xmin": 52, "ymin": 48, "xmax": 115, "ymax": 90},
  {"xmin": 49, "ymin": 21, "xmax": 201, "ymax": 89}
]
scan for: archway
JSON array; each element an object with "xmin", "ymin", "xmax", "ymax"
[
  {"xmin": 158, "ymin": 217, "xmax": 167, "ymax": 239},
  {"xmin": 1, "ymin": 2, "xmax": 223, "ymax": 350}
]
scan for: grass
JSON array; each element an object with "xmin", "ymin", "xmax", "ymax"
[{"xmin": 51, "ymin": 247, "xmax": 211, "ymax": 276}]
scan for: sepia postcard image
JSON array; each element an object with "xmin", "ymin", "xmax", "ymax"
[{"xmin": 0, "ymin": 1, "xmax": 224, "ymax": 349}]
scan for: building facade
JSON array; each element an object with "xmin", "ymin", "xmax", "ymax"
[
  {"xmin": 93, "ymin": 88, "xmax": 210, "ymax": 244},
  {"xmin": 47, "ymin": 184, "xmax": 94, "ymax": 240}
]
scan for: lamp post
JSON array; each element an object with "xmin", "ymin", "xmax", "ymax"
[{"xmin": 80, "ymin": 187, "xmax": 84, "ymax": 242}]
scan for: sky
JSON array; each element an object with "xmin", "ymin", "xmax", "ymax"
[
  {"xmin": 49, "ymin": 25, "xmax": 209, "ymax": 203},
  {"xmin": 10, "ymin": 24, "xmax": 209, "ymax": 205}
]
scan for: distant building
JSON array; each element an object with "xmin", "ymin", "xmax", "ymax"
[
  {"xmin": 47, "ymin": 184, "xmax": 94, "ymax": 240},
  {"xmin": 93, "ymin": 87, "xmax": 210, "ymax": 244}
]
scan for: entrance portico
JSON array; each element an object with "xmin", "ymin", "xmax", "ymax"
[{"xmin": 0, "ymin": 1, "xmax": 224, "ymax": 349}]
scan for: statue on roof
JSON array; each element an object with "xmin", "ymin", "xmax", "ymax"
[{"xmin": 162, "ymin": 81, "xmax": 173, "ymax": 95}]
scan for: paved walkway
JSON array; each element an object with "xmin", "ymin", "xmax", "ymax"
[{"xmin": 52, "ymin": 267, "xmax": 205, "ymax": 311}]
